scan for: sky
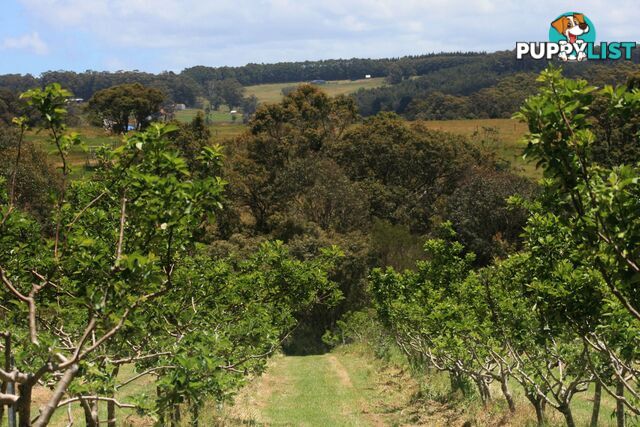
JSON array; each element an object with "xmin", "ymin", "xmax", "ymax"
[{"xmin": 0, "ymin": 0, "xmax": 638, "ymax": 75}]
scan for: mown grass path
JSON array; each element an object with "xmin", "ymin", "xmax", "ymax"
[{"xmin": 228, "ymin": 352, "xmax": 386, "ymax": 426}]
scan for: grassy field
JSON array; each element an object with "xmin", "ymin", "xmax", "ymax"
[
  {"xmin": 245, "ymin": 77, "xmax": 386, "ymax": 104},
  {"xmin": 25, "ymin": 120, "xmax": 245, "ymax": 179},
  {"xmin": 174, "ymin": 109, "xmax": 242, "ymax": 124}
]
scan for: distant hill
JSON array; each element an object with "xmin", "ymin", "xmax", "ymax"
[{"xmin": 1, "ymin": 50, "xmax": 638, "ymax": 115}]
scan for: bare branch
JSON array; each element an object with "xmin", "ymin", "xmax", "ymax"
[
  {"xmin": 115, "ymin": 193, "xmax": 127, "ymax": 265},
  {"xmin": 109, "ymin": 352, "xmax": 172, "ymax": 366},
  {"xmin": 116, "ymin": 366, "xmax": 175, "ymax": 389},
  {"xmin": 33, "ymin": 364, "xmax": 80, "ymax": 427},
  {"xmin": 1, "ymin": 266, "xmax": 50, "ymax": 344},
  {"xmin": 0, "ymin": 392, "xmax": 19, "ymax": 404},
  {"xmin": 66, "ymin": 191, "xmax": 107, "ymax": 231},
  {"xmin": 56, "ymin": 396, "xmax": 136, "ymax": 409}
]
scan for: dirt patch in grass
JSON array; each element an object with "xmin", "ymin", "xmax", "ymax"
[{"xmin": 327, "ymin": 354, "xmax": 354, "ymax": 389}]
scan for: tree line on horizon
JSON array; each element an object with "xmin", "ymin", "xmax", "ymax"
[{"xmin": 1, "ymin": 49, "xmax": 638, "ymax": 115}]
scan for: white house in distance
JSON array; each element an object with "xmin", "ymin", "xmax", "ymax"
[{"xmin": 365, "ymin": 74, "xmax": 372, "ymax": 79}]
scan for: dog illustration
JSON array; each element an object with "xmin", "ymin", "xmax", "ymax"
[{"xmin": 551, "ymin": 13, "xmax": 590, "ymax": 61}]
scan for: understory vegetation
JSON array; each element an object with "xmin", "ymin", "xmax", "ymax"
[{"xmin": 0, "ymin": 61, "xmax": 639, "ymax": 426}]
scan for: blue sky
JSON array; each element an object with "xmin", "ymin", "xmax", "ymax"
[{"xmin": 1, "ymin": 0, "xmax": 638, "ymax": 75}]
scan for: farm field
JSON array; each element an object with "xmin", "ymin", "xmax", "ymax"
[
  {"xmin": 25, "ymin": 121, "xmax": 245, "ymax": 178},
  {"xmin": 245, "ymin": 77, "xmax": 386, "ymax": 104},
  {"xmin": 174, "ymin": 108, "xmax": 241, "ymax": 124}
]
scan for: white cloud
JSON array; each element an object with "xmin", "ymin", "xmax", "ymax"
[
  {"xmin": 14, "ymin": 0, "xmax": 640, "ymax": 70},
  {"xmin": 1, "ymin": 31, "xmax": 48, "ymax": 55}
]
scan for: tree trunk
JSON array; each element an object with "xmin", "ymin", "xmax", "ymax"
[
  {"xmin": 156, "ymin": 385, "xmax": 165, "ymax": 427},
  {"xmin": 590, "ymin": 382, "xmax": 602, "ymax": 427},
  {"xmin": 0, "ymin": 337, "xmax": 5, "ymax": 425},
  {"xmin": 474, "ymin": 377, "xmax": 490, "ymax": 406},
  {"xmin": 191, "ymin": 402, "xmax": 200, "ymax": 427},
  {"xmin": 526, "ymin": 394, "xmax": 545, "ymax": 427},
  {"xmin": 2, "ymin": 336, "xmax": 14, "ymax": 427},
  {"xmin": 7, "ymin": 379, "xmax": 16, "ymax": 427},
  {"xmin": 17, "ymin": 383, "xmax": 32, "ymax": 427},
  {"xmin": 170, "ymin": 403, "xmax": 181, "ymax": 427},
  {"xmin": 483, "ymin": 380, "xmax": 491, "ymax": 402},
  {"xmin": 80, "ymin": 398, "xmax": 98, "ymax": 427},
  {"xmin": 449, "ymin": 370, "xmax": 467, "ymax": 396},
  {"xmin": 33, "ymin": 364, "xmax": 79, "ymax": 427},
  {"xmin": 560, "ymin": 404, "xmax": 576, "ymax": 427},
  {"xmin": 107, "ymin": 399, "xmax": 116, "ymax": 427},
  {"xmin": 91, "ymin": 400, "xmax": 100, "ymax": 426},
  {"xmin": 107, "ymin": 365, "xmax": 120, "ymax": 427},
  {"xmin": 616, "ymin": 380, "xmax": 625, "ymax": 427},
  {"xmin": 500, "ymin": 374, "xmax": 516, "ymax": 413}
]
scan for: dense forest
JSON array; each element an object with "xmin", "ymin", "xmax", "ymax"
[{"xmin": 1, "ymin": 55, "xmax": 640, "ymax": 425}]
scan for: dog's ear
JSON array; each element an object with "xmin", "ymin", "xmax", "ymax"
[
  {"xmin": 573, "ymin": 13, "xmax": 586, "ymax": 24},
  {"xmin": 551, "ymin": 15, "xmax": 568, "ymax": 35}
]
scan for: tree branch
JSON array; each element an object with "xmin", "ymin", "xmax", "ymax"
[
  {"xmin": 33, "ymin": 363, "xmax": 79, "ymax": 427},
  {"xmin": 56, "ymin": 396, "xmax": 136, "ymax": 409}
]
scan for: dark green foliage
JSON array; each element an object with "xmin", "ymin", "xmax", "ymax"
[
  {"xmin": 442, "ymin": 167, "xmax": 537, "ymax": 264},
  {"xmin": 87, "ymin": 83, "xmax": 165, "ymax": 133},
  {"xmin": 206, "ymin": 78, "xmax": 245, "ymax": 110},
  {"xmin": 589, "ymin": 84, "xmax": 640, "ymax": 166},
  {"xmin": 0, "ymin": 128, "xmax": 62, "ymax": 222},
  {"xmin": 0, "ymin": 89, "xmax": 24, "ymax": 125},
  {"xmin": 406, "ymin": 91, "xmax": 473, "ymax": 120},
  {"xmin": 331, "ymin": 113, "xmax": 486, "ymax": 233},
  {"xmin": 354, "ymin": 53, "xmax": 639, "ymax": 119}
]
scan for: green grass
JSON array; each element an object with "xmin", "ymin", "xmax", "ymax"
[
  {"xmin": 245, "ymin": 78, "xmax": 386, "ymax": 104},
  {"xmin": 27, "ymin": 120, "xmax": 246, "ymax": 180},
  {"xmin": 261, "ymin": 355, "xmax": 366, "ymax": 426},
  {"xmin": 175, "ymin": 109, "xmax": 242, "ymax": 124},
  {"xmin": 218, "ymin": 351, "xmax": 390, "ymax": 426}
]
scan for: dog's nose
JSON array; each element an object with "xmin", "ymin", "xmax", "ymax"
[{"xmin": 579, "ymin": 23, "xmax": 588, "ymax": 30}]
